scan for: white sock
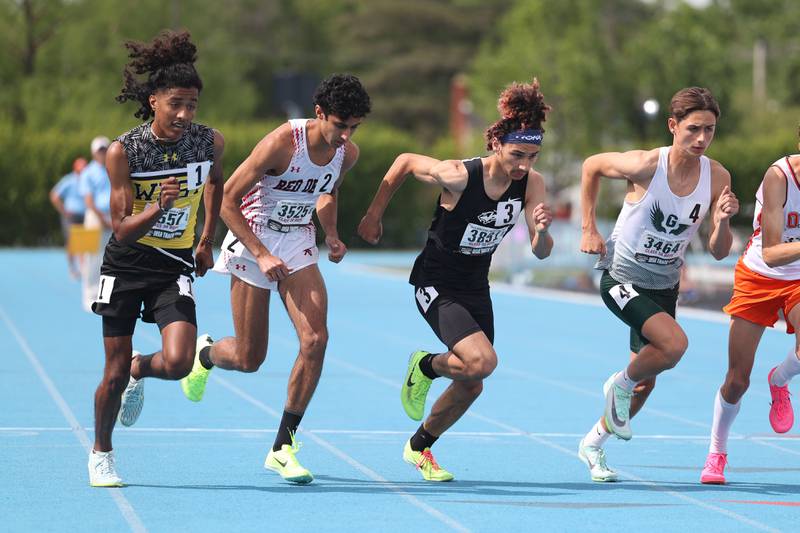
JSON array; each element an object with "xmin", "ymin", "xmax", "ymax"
[
  {"xmin": 709, "ymin": 389, "xmax": 740, "ymax": 454},
  {"xmin": 770, "ymin": 350, "xmax": 800, "ymax": 387},
  {"xmin": 582, "ymin": 419, "xmax": 611, "ymax": 448},
  {"xmin": 613, "ymin": 369, "xmax": 638, "ymax": 392}
]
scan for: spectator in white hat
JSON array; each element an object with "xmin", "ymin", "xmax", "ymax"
[{"xmin": 78, "ymin": 135, "xmax": 112, "ymax": 311}]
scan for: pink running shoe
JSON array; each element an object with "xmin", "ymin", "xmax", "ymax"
[
  {"xmin": 700, "ymin": 452, "xmax": 727, "ymax": 484},
  {"xmin": 768, "ymin": 366, "xmax": 794, "ymax": 433}
]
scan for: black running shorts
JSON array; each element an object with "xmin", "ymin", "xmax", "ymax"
[
  {"xmin": 93, "ymin": 274, "xmax": 197, "ymax": 337},
  {"xmin": 599, "ymin": 270, "xmax": 678, "ymax": 353},
  {"xmin": 414, "ymin": 285, "xmax": 494, "ymax": 349}
]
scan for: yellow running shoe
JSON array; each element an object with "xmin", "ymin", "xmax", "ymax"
[
  {"xmin": 180, "ymin": 334, "xmax": 213, "ymax": 402},
  {"xmin": 403, "ymin": 440, "xmax": 454, "ymax": 482},
  {"xmin": 264, "ymin": 434, "xmax": 313, "ymax": 484},
  {"xmin": 401, "ymin": 351, "xmax": 433, "ymax": 421}
]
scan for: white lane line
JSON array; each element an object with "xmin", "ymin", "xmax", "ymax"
[
  {"xmin": 329, "ymin": 353, "xmax": 778, "ymax": 532},
  {"xmin": 136, "ymin": 330, "xmax": 469, "ymax": 532},
  {"xmin": 211, "ymin": 374, "xmax": 470, "ymax": 533},
  {"xmin": 340, "ymin": 263, "xmax": 735, "ymax": 325},
  {"xmin": 3, "ymin": 426, "xmax": 800, "ymax": 443},
  {"xmin": 0, "ymin": 304, "xmax": 146, "ymax": 533},
  {"xmin": 466, "ymin": 412, "xmax": 779, "ymax": 533}
]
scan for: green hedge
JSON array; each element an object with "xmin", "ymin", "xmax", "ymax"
[{"xmin": 2, "ymin": 120, "xmax": 440, "ymax": 248}]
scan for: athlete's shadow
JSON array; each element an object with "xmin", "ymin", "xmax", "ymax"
[{"xmin": 127, "ymin": 473, "xmax": 800, "ymax": 499}]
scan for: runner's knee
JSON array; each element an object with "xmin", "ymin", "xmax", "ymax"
[
  {"xmin": 162, "ymin": 349, "xmax": 194, "ymax": 379},
  {"xmin": 658, "ymin": 332, "xmax": 688, "ymax": 368},
  {"xmin": 462, "ymin": 349, "xmax": 497, "ymax": 380},
  {"xmin": 724, "ymin": 372, "xmax": 750, "ymax": 400},
  {"xmin": 235, "ymin": 339, "xmax": 267, "ymax": 372},
  {"xmin": 103, "ymin": 370, "xmax": 129, "ymax": 396},
  {"xmin": 298, "ymin": 328, "xmax": 328, "ymax": 358}
]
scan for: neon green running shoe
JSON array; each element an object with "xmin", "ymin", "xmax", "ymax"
[
  {"xmin": 401, "ymin": 350, "xmax": 433, "ymax": 421},
  {"xmin": 264, "ymin": 434, "xmax": 313, "ymax": 484},
  {"xmin": 180, "ymin": 334, "xmax": 213, "ymax": 402},
  {"xmin": 402, "ymin": 440, "xmax": 453, "ymax": 482}
]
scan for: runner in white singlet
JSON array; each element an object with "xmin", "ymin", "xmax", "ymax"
[
  {"xmin": 577, "ymin": 87, "xmax": 739, "ymax": 483},
  {"xmin": 701, "ymin": 150, "xmax": 800, "ymax": 485},
  {"xmin": 181, "ymin": 74, "xmax": 371, "ymax": 484}
]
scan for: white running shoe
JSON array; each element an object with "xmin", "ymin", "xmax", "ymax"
[
  {"xmin": 118, "ymin": 351, "xmax": 144, "ymax": 427},
  {"xmin": 88, "ymin": 450, "xmax": 123, "ymax": 487},
  {"xmin": 578, "ymin": 438, "xmax": 618, "ymax": 482},
  {"xmin": 603, "ymin": 373, "xmax": 633, "ymax": 440}
]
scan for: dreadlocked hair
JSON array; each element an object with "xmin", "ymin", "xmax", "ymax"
[
  {"xmin": 485, "ymin": 77, "xmax": 550, "ymax": 150},
  {"xmin": 116, "ymin": 30, "xmax": 203, "ymax": 120}
]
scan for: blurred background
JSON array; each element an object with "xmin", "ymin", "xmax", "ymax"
[{"xmin": 3, "ymin": 0, "xmax": 800, "ymax": 309}]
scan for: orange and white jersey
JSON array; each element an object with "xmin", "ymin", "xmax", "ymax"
[
  {"xmin": 743, "ymin": 155, "xmax": 800, "ymax": 280},
  {"xmin": 240, "ymin": 118, "xmax": 345, "ymax": 235}
]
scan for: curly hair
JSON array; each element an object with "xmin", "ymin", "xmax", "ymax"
[
  {"xmin": 670, "ymin": 87, "xmax": 720, "ymax": 122},
  {"xmin": 116, "ymin": 30, "xmax": 203, "ymax": 120},
  {"xmin": 313, "ymin": 74, "xmax": 371, "ymax": 120},
  {"xmin": 485, "ymin": 77, "xmax": 550, "ymax": 150}
]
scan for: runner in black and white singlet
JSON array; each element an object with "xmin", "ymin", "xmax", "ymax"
[
  {"xmin": 179, "ymin": 74, "xmax": 371, "ymax": 484},
  {"xmin": 576, "ymin": 87, "xmax": 738, "ymax": 483},
  {"xmin": 358, "ymin": 78, "xmax": 553, "ymax": 481},
  {"xmin": 89, "ymin": 31, "xmax": 224, "ymax": 488}
]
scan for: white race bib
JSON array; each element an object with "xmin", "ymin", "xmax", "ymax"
[
  {"xmin": 634, "ymin": 230, "xmax": 687, "ymax": 265},
  {"xmin": 186, "ymin": 161, "xmax": 212, "ymax": 191},
  {"xmin": 458, "ymin": 223, "xmax": 509, "ymax": 255},
  {"xmin": 268, "ymin": 200, "xmax": 315, "ymax": 231},
  {"xmin": 415, "ymin": 286, "xmax": 439, "ymax": 313},
  {"xmin": 96, "ymin": 275, "xmax": 115, "ymax": 304},
  {"xmin": 177, "ymin": 275, "xmax": 194, "ymax": 301},
  {"xmin": 149, "ymin": 205, "xmax": 190, "ymax": 239},
  {"xmin": 609, "ymin": 283, "xmax": 639, "ymax": 310},
  {"xmin": 496, "ymin": 200, "xmax": 522, "ymax": 227}
]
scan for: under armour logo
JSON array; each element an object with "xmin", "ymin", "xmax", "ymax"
[
  {"xmin": 290, "ymin": 166, "xmax": 301, "ymax": 173},
  {"xmin": 235, "ymin": 264, "xmax": 246, "ymax": 271},
  {"xmin": 303, "ymin": 248, "xmax": 313, "ymax": 256}
]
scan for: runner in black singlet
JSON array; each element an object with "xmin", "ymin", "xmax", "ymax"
[{"xmin": 358, "ymin": 78, "xmax": 553, "ymax": 481}]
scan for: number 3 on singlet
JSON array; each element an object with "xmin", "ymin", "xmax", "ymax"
[{"xmin": 416, "ymin": 286, "xmax": 439, "ymax": 313}]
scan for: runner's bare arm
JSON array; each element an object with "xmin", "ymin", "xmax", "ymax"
[
  {"xmin": 524, "ymin": 171, "xmax": 553, "ymax": 259},
  {"xmin": 358, "ymin": 154, "xmax": 467, "ymax": 244},
  {"xmin": 316, "ymin": 141, "xmax": 360, "ymax": 262},
  {"xmin": 107, "ymin": 141, "xmax": 178, "ymax": 244},
  {"xmin": 707, "ymin": 162, "xmax": 738, "ymax": 260},
  {"xmin": 761, "ymin": 166, "xmax": 800, "ymax": 266},
  {"xmin": 220, "ymin": 124, "xmax": 294, "ymax": 261},
  {"xmin": 195, "ymin": 129, "xmax": 225, "ymax": 276},
  {"xmin": 580, "ymin": 150, "xmax": 657, "ymax": 256}
]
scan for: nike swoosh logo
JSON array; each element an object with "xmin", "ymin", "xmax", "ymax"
[
  {"xmin": 610, "ymin": 394, "xmax": 626, "ymax": 428},
  {"xmin": 274, "ymin": 457, "xmax": 287, "ymax": 467},
  {"xmin": 407, "ymin": 374, "xmax": 415, "ymax": 388}
]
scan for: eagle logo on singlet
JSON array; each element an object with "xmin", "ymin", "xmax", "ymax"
[
  {"xmin": 650, "ymin": 203, "xmax": 690, "ymax": 235},
  {"xmin": 477, "ymin": 211, "xmax": 497, "ymax": 225}
]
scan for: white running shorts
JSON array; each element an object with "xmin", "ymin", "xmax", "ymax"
[{"xmin": 212, "ymin": 226, "xmax": 318, "ymax": 290}]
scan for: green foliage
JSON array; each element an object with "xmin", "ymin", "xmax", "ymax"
[
  {"xmin": 0, "ymin": 119, "xmax": 434, "ymax": 248},
  {"xmin": 335, "ymin": 126, "xmax": 433, "ymax": 248},
  {"xmin": 330, "ymin": 0, "xmax": 505, "ymax": 142},
  {"xmin": 707, "ymin": 111, "xmax": 800, "ymax": 219}
]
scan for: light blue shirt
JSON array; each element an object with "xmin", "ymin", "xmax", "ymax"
[
  {"xmin": 78, "ymin": 160, "xmax": 111, "ymax": 214},
  {"xmin": 52, "ymin": 172, "xmax": 86, "ymax": 215}
]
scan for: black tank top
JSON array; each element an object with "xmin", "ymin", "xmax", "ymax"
[{"xmin": 409, "ymin": 157, "xmax": 527, "ymax": 289}]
